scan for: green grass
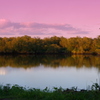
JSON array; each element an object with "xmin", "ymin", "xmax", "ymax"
[{"xmin": 0, "ymin": 83, "xmax": 100, "ymax": 100}]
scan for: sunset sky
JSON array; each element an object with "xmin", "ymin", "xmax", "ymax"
[{"xmin": 0, "ymin": 0, "xmax": 100, "ymax": 38}]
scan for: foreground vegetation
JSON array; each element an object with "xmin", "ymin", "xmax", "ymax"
[
  {"xmin": 0, "ymin": 35, "xmax": 100, "ymax": 54},
  {"xmin": 0, "ymin": 83, "xmax": 100, "ymax": 100}
]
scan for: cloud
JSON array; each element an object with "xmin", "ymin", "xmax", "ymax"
[
  {"xmin": 0, "ymin": 19, "xmax": 24, "ymax": 29},
  {"xmin": 0, "ymin": 19, "xmax": 89, "ymax": 37},
  {"xmin": 0, "ymin": 19, "xmax": 10, "ymax": 28},
  {"xmin": 23, "ymin": 23, "xmax": 77, "ymax": 31}
]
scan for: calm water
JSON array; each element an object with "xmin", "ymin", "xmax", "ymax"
[{"xmin": 0, "ymin": 55, "xmax": 100, "ymax": 90}]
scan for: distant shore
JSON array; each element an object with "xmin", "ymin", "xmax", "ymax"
[{"xmin": 0, "ymin": 35, "xmax": 100, "ymax": 55}]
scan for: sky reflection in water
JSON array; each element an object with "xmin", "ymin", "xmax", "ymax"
[
  {"xmin": 0, "ymin": 65, "xmax": 99, "ymax": 90},
  {"xmin": 0, "ymin": 55, "xmax": 100, "ymax": 90}
]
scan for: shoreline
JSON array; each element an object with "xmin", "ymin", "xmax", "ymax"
[{"xmin": 0, "ymin": 52, "xmax": 98, "ymax": 55}]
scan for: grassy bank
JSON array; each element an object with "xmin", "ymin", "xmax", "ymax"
[{"xmin": 0, "ymin": 83, "xmax": 100, "ymax": 100}]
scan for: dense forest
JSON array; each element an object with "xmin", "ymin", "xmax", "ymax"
[{"xmin": 0, "ymin": 35, "xmax": 100, "ymax": 54}]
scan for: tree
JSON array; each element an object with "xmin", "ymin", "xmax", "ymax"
[{"xmin": 95, "ymin": 35, "xmax": 100, "ymax": 54}]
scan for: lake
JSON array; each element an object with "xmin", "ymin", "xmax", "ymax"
[{"xmin": 0, "ymin": 55, "xmax": 100, "ymax": 90}]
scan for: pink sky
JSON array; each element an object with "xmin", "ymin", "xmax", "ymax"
[{"xmin": 0, "ymin": 0, "xmax": 100, "ymax": 38}]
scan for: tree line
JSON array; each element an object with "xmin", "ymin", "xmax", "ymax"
[{"xmin": 0, "ymin": 35, "xmax": 100, "ymax": 54}]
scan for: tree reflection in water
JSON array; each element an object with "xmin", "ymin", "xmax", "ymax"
[{"xmin": 0, "ymin": 55, "xmax": 100, "ymax": 70}]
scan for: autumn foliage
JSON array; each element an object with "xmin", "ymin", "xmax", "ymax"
[{"xmin": 0, "ymin": 35, "xmax": 100, "ymax": 54}]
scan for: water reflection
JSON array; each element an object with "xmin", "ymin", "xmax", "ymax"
[
  {"xmin": 0, "ymin": 55, "xmax": 100, "ymax": 89},
  {"xmin": 0, "ymin": 68, "xmax": 7, "ymax": 75},
  {"xmin": 0, "ymin": 55, "xmax": 100, "ymax": 69}
]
